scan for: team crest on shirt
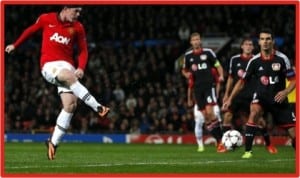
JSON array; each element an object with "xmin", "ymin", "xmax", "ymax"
[
  {"xmin": 272, "ymin": 63, "xmax": 281, "ymax": 71},
  {"xmin": 190, "ymin": 58, "xmax": 194, "ymax": 62},
  {"xmin": 200, "ymin": 54, "xmax": 207, "ymax": 60},
  {"xmin": 68, "ymin": 27, "xmax": 75, "ymax": 36}
]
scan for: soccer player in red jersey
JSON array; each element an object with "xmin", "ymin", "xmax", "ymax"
[
  {"xmin": 223, "ymin": 28, "xmax": 296, "ymax": 158},
  {"xmin": 5, "ymin": 6, "xmax": 110, "ymax": 160}
]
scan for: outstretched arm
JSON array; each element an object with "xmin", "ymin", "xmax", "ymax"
[
  {"xmin": 5, "ymin": 16, "xmax": 43, "ymax": 53},
  {"xmin": 222, "ymin": 79, "xmax": 244, "ymax": 110}
]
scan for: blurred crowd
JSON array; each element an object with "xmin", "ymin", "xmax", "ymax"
[{"xmin": 4, "ymin": 5, "xmax": 295, "ymax": 135}]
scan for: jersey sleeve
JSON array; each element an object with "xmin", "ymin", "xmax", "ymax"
[
  {"xmin": 242, "ymin": 58, "xmax": 255, "ymax": 81},
  {"xmin": 286, "ymin": 68, "xmax": 295, "ymax": 80},
  {"xmin": 228, "ymin": 57, "xmax": 234, "ymax": 75},
  {"xmin": 182, "ymin": 56, "xmax": 189, "ymax": 70},
  {"xmin": 281, "ymin": 54, "xmax": 295, "ymax": 80},
  {"xmin": 13, "ymin": 14, "xmax": 45, "ymax": 48},
  {"xmin": 76, "ymin": 23, "xmax": 88, "ymax": 70},
  {"xmin": 206, "ymin": 49, "xmax": 218, "ymax": 66}
]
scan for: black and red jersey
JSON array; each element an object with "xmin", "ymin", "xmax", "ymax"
[
  {"xmin": 183, "ymin": 48, "xmax": 218, "ymax": 88},
  {"xmin": 228, "ymin": 54, "xmax": 255, "ymax": 97},
  {"xmin": 243, "ymin": 50, "xmax": 295, "ymax": 100}
]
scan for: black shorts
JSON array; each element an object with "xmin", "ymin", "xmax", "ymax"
[
  {"xmin": 252, "ymin": 92, "xmax": 295, "ymax": 128},
  {"xmin": 194, "ymin": 85, "xmax": 217, "ymax": 110},
  {"xmin": 230, "ymin": 93, "xmax": 252, "ymax": 115}
]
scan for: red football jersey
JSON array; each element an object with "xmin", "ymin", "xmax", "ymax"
[{"xmin": 13, "ymin": 12, "xmax": 88, "ymax": 70}]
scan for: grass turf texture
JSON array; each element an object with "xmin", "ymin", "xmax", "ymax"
[{"xmin": 4, "ymin": 143, "xmax": 295, "ymax": 174}]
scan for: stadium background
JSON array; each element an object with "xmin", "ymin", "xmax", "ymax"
[{"xmin": 4, "ymin": 5, "xmax": 295, "ymax": 142}]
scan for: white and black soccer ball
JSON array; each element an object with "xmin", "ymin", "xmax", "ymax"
[{"xmin": 221, "ymin": 130, "xmax": 243, "ymax": 150}]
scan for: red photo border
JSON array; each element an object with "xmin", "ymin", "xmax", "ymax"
[{"xmin": 1, "ymin": 0, "xmax": 299, "ymax": 178}]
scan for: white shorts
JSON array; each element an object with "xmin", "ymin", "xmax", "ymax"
[{"xmin": 41, "ymin": 60, "xmax": 75, "ymax": 94}]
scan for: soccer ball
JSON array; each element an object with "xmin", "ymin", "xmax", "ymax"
[{"xmin": 221, "ymin": 130, "xmax": 243, "ymax": 150}]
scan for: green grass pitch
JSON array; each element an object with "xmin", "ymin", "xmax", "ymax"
[{"xmin": 4, "ymin": 142, "xmax": 296, "ymax": 175}]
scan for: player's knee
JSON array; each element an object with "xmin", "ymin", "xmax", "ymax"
[
  {"xmin": 63, "ymin": 101, "xmax": 77, "ymax": 113},
  {"xmin": 206, "ymin": 111, "xmax": 216, "ymax": 122},
  {"xmin": 223, "ymin": 112, "xmax": 232, "ymax": 124},
  {"xmin": 248, "ymin": 112, "xmax": 259, "ymax": 124},
  {"xmin": 250, "ymin": 104, "xmax": 262, "ymax": 118},
  {"xmin": 257, "ymin": 117, "xmax": 266, "ymax": 127},
  {"xmin": 57, "ymin": 69, "xmax": 77, "ymax": 86},
  {"xmin": 223, "ymin": 116, "xmax": 231, "ymax": 124},
  {"xmin": 287, "ymin": 127, "xmax": 295, "ymax": 139}
]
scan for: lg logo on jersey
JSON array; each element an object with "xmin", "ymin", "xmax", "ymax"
[
  {"xmin": 50, "ymin": 32, "xmax": 70, "ymax": 45},
  {"xmin": 191, "ymin": 63, "xmax": 207, "ymax": 71},
  {"xmin": 260, "ymin": 75, "xmax": 279, "ymax": 85}
]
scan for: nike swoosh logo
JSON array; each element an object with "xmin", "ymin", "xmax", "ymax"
[{"xmin": 48, "ymin": 24, "xmax": 56, "ymax": 27}]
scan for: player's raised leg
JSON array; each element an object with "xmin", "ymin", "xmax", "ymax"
[{"xmin": 57, "ymin": 68, "xmax": 110, "ymax": 117}]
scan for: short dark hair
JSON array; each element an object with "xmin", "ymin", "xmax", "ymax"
[{"xmin": 259, "ymin": 28, "xmax": 274, "ymax": 39}]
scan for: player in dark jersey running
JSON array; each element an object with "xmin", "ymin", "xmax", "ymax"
[
  {"xmin": 5, "ymin": 6, "xmax": 110, "ymax": 160},
  {"xmin": 222, "ymin": 38, "xmax": 277, "ymax": 154},
  {"xmin": 223, "ymin": 28, "xmax": 296, "ymax": 158},
  {"xmin": 182, "ymin": 32, "xmax": 226, "ymax": 153}
]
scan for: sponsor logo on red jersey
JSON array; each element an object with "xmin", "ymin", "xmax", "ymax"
[{"xmin": 50, "ymin": 32, "xmax": 70, "ymax": 45}]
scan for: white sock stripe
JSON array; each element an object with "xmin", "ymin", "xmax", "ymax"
[
  {"xmin": 69, "ymin": 81, "xmax": 100, "ymax": 112},
  {"xmin": 56, "ymin": 124, "xmax": 67, "ymax": 132},
  {"xmin": 82, "ymin": 93, "xmax": 91, "ymax": 101}
]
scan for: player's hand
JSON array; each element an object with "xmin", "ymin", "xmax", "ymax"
[
  {"xmin": 5, "ymin": 44, "xmax": 15, "ymax": 54},
  {"xmin": 187, "ymin": 99, "xmax": 193, "ymax": 107},
  {"xmin": 222, "ymin": 99, "xmax": 231, "ymax": 111},
  {"xmin": 222, "ymin": 95, "xmax": 229, "ymax": 104},
  {"xmin": 184, "ymin": 71, "xmax": 192, "ymax": 79},
  {"xmin": 218, "ymin": 75, "xmax": 224, "ymax": 82},
  {"xmin": 274, "ymin": 90, "xmax": 288, "ymax": 103},
  {"xmin": 74, "ymin": 68, "xmax": 84, "ymax": 79}
]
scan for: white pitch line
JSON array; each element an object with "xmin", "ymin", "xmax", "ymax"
[{"xmin": 5, "ymin": 158, "xmax": 295, "ymax": 169}]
